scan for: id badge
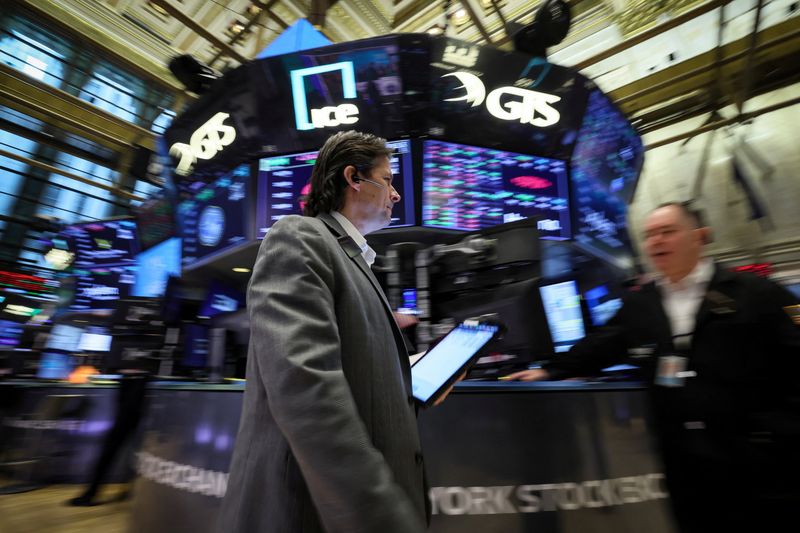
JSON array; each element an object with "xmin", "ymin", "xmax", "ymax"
[{"xmin": 655, "ymin": 356, "xmax": 688, "ymax": 387}]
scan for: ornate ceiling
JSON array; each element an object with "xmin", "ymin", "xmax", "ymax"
[{"xmin": 9, "ymin": 0, "xmax": 800, "ymax": 140}]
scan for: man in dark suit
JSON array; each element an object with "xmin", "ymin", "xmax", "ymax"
[
  {"xmin": 507, "ymin": 202, "xmax": 800, "ymax": 532},
  {"xmin": 218, "ymin": 131, "xmax": 427, "ymax": 533}
]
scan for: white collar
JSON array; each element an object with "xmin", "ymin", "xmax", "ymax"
[
  {"xmin": 656, "ymin": 258, "xmax": 714, "ymax": 292},
  {"xmin": 329, "ymin": 211, "xmax": 376, "ymax": 267}
]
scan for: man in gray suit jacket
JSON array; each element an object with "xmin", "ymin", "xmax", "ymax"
[{"xmin": 218, "ymin": 131, "xmax": 428, "ymax": 532}]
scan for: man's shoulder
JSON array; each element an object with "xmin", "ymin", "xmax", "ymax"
[{"xmin": 266, "ymin": 215, "xmax": 329, "ymax": 241}]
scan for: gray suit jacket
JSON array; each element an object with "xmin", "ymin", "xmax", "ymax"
[{"xmin": 218, "ymin": 214, "xmax": 427, "ymax": 533}]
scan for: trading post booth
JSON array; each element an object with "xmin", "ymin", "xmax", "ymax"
[{"xmin": 127, "ymin": 33, "xmax": 678, "ymax": 533}]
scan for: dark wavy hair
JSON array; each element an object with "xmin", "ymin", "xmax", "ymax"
[{"xmin": 303, "ymin": 131, "xmax": 392, "ymax": 216}]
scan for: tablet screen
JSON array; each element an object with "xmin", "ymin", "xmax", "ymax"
[{"xmin": 411, "ymin": 323, "xmax": 499, "ymax": 404}]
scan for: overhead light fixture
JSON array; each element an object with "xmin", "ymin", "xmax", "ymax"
[
  {"xmin": 427, "ymin": 25, "xmax": 444, "ymax": 35},
  {"xmin": 232, "ymin": 267, "xmax": 251, "ymax": 273},
  {"xmin": 228, "ymin": 20, "xmax": 247, "ymax": 35},
  {"xmin": 452, "ymin": 8, "xmax": 469, "ymax": 26}
]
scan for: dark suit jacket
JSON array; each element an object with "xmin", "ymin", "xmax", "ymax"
[
  {"xmin": 545, "ymin": 265, "xmax": 800, "ymax": 447},
  {"xmin": 218, "ymin": 214, "xmax": 426, "ymax": 533}
]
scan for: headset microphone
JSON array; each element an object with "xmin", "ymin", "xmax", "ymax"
[{"xmin": 353, "ymin": 177, "xmax": 387, "ymax": 189}]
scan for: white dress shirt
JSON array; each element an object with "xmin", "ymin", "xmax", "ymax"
[
  {"xmin": 330, "ymin": 211, "xmax": 376, "ymax": 267},
  {"xmin": 656, "ymin": 259, "xmax": 715, "ymax": 344}
]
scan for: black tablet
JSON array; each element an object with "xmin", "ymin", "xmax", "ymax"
[{"xmin": 411, "ymin": 321, "xmax": 500, "ymax": 407}]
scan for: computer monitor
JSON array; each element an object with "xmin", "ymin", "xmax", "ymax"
[
  {"xmin": 69, "ymin": 265, "xmax": 136, "ymax": 312},
  {"xmin": 0, "ymin": 320, "xmax": 24, "ymax": 349},
  {"xmin": 397, "ymin": 288, "xmax": 418, "ymax": 316},
  {"xmin": 583, "ymin": 284, "xmax": 623, "ymax": 327},
  {"xmin": 132, "ymin": 237, "xmax": 182, "ymax": 298},
  {"xmin": 255, "ymin": 139, "xmax": 415, "ymax": 238},
  {"xmin": 134, "ymin": 191, "xmax": 176, "ymax": 252},
  {"xmin": 36, "ymin": 352, "xmax": 73, "ymax": 380},
  {"xmin": 421, "ymin": 140, "xmax": 570, "ymax": 239},
  {"xmin": 44, "ymin": 324, "xmax": 83, "ymax": 352},
  {"xmin": 570, "ymin": 89, "xmax": 643, "ymax": 271},
  {"xmin": 61, "ymin": 218, "xmax": 138, "ymax": 269},
  {"xmin": 178, "ymin": 164, "xmax": 250, "ymax": 268},
  {"xmin": 197, "ymin": 280, "xmax": 245, "ymax": 319},
  {"xmin": 183, "ymin": 324, "xmax": 209, "ymax": 368},
  {"xmin": 432, "ymin": 277, "xmax": 554, "ymax": 366},
  {"xmin": 783, "ymin": 282, "xmax": 800, "ymax": 300},
  {"xmin": 539, "ymin": 280, "xmax": 586, "ymax": 353},
  {"xmin": 77, "ymin": 327, "xmax": 112, "ymax": 352}
]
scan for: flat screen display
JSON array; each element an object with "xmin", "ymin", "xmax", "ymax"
[
  {"xmin": 783, "ymin": 282, "xmax": 800, "ymax": 300},
  {"xmin": 183, "ymin": 324, "xmax": 209, "ymax": 368},
  {"xmin": 78, "ymin": 327, "xmax": 112, "ymax": 352},
  {"xmin": 397, "ymin": 288, "xmax": 418, "ymax": 315},
  {"xmin": 539, "ymin": 280, "xmax": 586, "ymax": 353},
  {"xmin": 583, "ymin": 284, "xmax": 623, "ymax": 326},
  {"xmin": 45, "ymin": 324, "xmax": 84, "ymax": 352},
  {"xmin": 411, "ymin": 323, "xmax": 498, "ymax": 404},
  {"xmin": 135, "ymin": 192, "xmax": 176, "ymax": 251},
  {"xmin": 570, "ymin": 89, "xmax": 643, "ymax": 270},
  {"xmin": 132, "ymin": 237, "xmax": 182, "ymax": 298},
  {"xmin": 37, "ymin": 352, "xmax": 73, "ymax": 380},
  {"xmin": 0, "ymin": 320, "xmax": 24, "ymax": 348},
  {"xmin": 69, "ymin": 265, "xmax": 136, "ymax": 312},
  {"xmin": 62, "ymin": 219, "xmax": 138, "ymax": 269},
  {"xmin": 255, "ymin": 140, "xmax": 415, "ymax": 238},
  {"xmin": 179, "ymin": 164, "xmax": 250, "ymax": 268},
  {"xmin": 421, "ymin": 140, "xmax": 570, "ymax": 238},
  {"xmin": 197, "ymin": 280, "xmax": 245, "ymax": 319}
]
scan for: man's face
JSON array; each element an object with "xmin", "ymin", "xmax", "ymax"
[
  {"xmin": 353, "ymin": 155, "xmax": 400, "ymax": 234},
  {"xmin": 643, "ymin": 205, "xmax": 704, "ymax": 281}
]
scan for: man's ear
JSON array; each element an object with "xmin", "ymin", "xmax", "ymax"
[
  {"xmin": 343, "ymin": 164, "xmax": 360, "ymax": 190},
  {"xmin": 698, "ymin": 227, "xmax": 713, "ymax": 245}
]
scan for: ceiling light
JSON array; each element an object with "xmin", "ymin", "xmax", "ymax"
[
  {"xmin": 452, "ymin": 8, "xmax": 469, "ymax": 25},
  {"xmin": 232, "ymin": 267, "xmax": 251, "ymax": 273}
]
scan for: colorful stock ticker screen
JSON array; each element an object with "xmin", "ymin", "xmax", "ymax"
[
  {"xmin": 421, "ymin": 140, "xmax": 571, "ymax": 239},
  {"xmin": 571, "ymin": 89, "xmax": 644, "ymax": 269},
  {"xmin": 256, "ymin": 140, "xmax": 415, "ymax": 238}
]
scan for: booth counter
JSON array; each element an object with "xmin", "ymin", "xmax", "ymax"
[
  {"xmin": 0, "ymin": 380, "xmax": 135, "ymax": 484},
  {"xmin": 128, "ymin": 380, "xmax": 677, "ymax": 533}
]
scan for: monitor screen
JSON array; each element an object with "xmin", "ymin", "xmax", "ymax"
[
  {"xmin": 69, "ymin": 265, "xmax": 136, "ymax": 312},
  {"xmin": 397, "ymin": 288, "xmax": 418, "ymax": 315},
  {"xmin": 135, "ymin": 192, "xmax": 176, "ymax": 251},
  {"xmin": 421, "ymin": 140, "xmax": 570, "ymax": 238},
  {"xmin": 178, "ymin": 164, "xmax": 250, "ymax": 268},
  {"xmin": 132, "ymin": 237, "xmax": 182, "ymax": 298},
  {"xmin": 78, "ymin": 327, "xmax": 112, "ymax": 352},
  {"xmin": 431, "ymin": 277, "xmax": 553, "ymax": 364},
  {"xmin": 36, "ymin": 352, "xmax": 73, "ymax": 380},
  {"xmin": 44, "ymin": 324, "xmax": 83, "ymax": 352},
  {"xmin": 183, "ymin": 324, "xmax": 209, "ymax": 368},
  {"xmin": 62, "ymin": 219, "xmax": 138, "ymax": 269},
  {"xmin": 255, "ymin": 139, "xmax": 415, "ymax": 238},
  {"xmin": 0, "ymin": 320, "xmax": 24, "ymax": 349},
  {"xmin": 198, "ymin": 280, "xmax": 245, "ymax": 319},
  {"xmin": 783, "ymin": 282, "xmax": 800, "ymax": 300},
  {"xmin": 583, "ymin": 284, "xmax": 623, "ymax": 327},
  {"xmin": 570, "ymin": 89, "xmax": 643, "ymax": 270},
  {"xmin": 539, "ymin": 280, "xmax": 586, "ymax": 353}
]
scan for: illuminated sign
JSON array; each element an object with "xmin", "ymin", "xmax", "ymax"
[
  {"xmin": 732, "ymin": 263, "xmax": 773, "ymax": 278},
  {"xmin": 169, "ymin": 112, "xmax": 237, "ymax": 176},
  {"xmin": 442, "ymin": 72, "xmax": 561, "ymax": 127},
  {"xmin": 442, "ymin": 44, "xmax": 479, "ymax": 68},
  {"xmin": 290, "ymin": 62, "xmax": 359, "ymax": 131}
]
